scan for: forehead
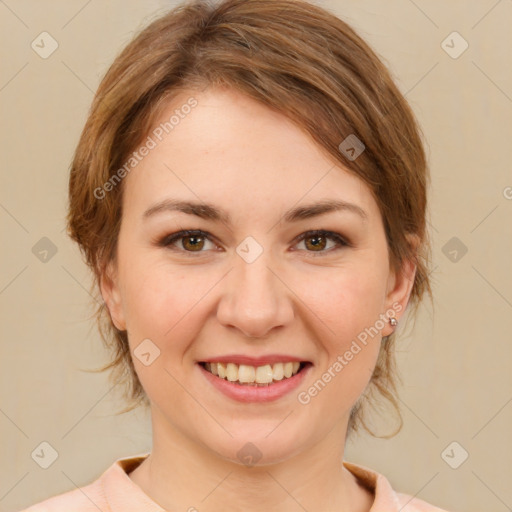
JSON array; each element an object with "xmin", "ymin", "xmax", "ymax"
[{"xmin": 121, "ymin": 87, "xmax": 379, "ymax": 224}]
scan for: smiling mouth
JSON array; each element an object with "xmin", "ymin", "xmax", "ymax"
[{"xmin": 199, "ymin": 361, "xmax": 311, "ymax": 386}]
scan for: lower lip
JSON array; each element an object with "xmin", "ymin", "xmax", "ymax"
[{"xmin": 197, "ymin": 362, "xmax": 313, "ymax": 403}]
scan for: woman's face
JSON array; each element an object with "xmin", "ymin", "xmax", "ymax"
[{"xmin": 102, "ymin": 87, "xmax": 415, "ymax": 464}]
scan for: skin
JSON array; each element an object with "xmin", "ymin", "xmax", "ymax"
[{"xmin": 100, "ymin": 87, "xmax": 417, "ymax": 512}]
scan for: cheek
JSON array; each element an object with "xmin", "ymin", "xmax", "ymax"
[
  {"xmin": 294, "ymin": 262, "xmax": 387, "ymax": 339},
  {"xmin": 292, "ymin": 262, "xmax": 385, "ymax": 394},
  {"xmin": 118, "ymin": 254, "xmax": 206, "ymax": 339},
  {"xmin": 303, "ymin": 270, "xmax": 384, "ymax": 408},
  {"xmin": 118, "ymin": 259, "xmax": 209, "ymax": 393}
]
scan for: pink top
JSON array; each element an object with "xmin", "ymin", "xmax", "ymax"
[{"xmin": 20, "ymin": 453, "xmax": 449, "ymax": 511}]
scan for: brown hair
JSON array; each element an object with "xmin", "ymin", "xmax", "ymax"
[{"xmin": 67, "ymin": 0, "xmax": 432, "ymax": 437}]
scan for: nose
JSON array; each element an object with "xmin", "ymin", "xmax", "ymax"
[{"xmin": 216, "ymin": 250, "xmax": 294, "ymax": 339}]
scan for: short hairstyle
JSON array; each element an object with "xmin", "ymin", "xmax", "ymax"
[{"xmin": 67, "ymin": 0, "xmax": 432, "ymax": 437}]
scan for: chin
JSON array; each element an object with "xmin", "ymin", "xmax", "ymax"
[{"xmin": 197, "ymin": 423, "xmax": 313, "ymax": 468}]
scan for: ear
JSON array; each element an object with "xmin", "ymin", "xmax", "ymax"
[
  {"xmin": 381, "ymin": 234, "xmax": 419, "ymax": 337},
  {"xmin": 99, "ymin": 260, "xmax": 126, "ymax": 331}
]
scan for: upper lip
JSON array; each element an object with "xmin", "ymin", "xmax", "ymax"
[{"xmin": 198, "ymin": 354, "xmax": 311, "ymax": 366}]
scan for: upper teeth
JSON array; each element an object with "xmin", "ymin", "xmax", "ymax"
[{"xmin": 205, "ymin": 361, "xmax": 301, "ymax": 384}]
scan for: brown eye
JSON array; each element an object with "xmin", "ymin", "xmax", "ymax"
[
  {"xmin": 159, "ymin": 230, "xmax": 216, "ymax": 253},
  {"xmin": 181, "ymin": 234, "xmax": 205, "ymax": 251},
  {"xmin": 304, "ymin": 233, "xmax": 327, "ymax": 251},
  {"xmin": 294, "ymin": 230, "xmax": 349, "ymax": 254}
]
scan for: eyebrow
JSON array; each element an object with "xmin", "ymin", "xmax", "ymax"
[{"xmin": 143, "ymin": 198, "xmax": 368, "ymax": 224}]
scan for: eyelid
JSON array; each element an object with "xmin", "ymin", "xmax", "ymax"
[
  {"xmin": 157, "ymin": 229, "xmax": 218, "ymax": 253},
  {"xmin": 157, "ymin": 229, "xmax": 350, "ymax": 254},
  {"xmin": 292, "ymin": 230, "xmax": 350, "ymax": 247},
  {"xmin": 290, "ymin": 230, "xmax": 350, "ymax": 256}
]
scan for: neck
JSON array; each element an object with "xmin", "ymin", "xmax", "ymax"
[{"xmin": 128, "ymin": 407, "xmax": 374, "ymax": 512}]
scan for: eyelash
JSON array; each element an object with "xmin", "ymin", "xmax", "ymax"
[{"xmin": 157, "ymin": 229, "xmax": 350, "ymax": 256}]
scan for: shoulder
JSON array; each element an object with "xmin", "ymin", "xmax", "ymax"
[
  {"xmin": 17, "ymin": 453, "xmax": 150, "ymax": 512},
  {"xmin": 396, "ymin": 492, "xmax": 452, "ymax": 512},
  {"xmin": 17, "ymin": 480, "xmax": 105, "ymax": 512},
  {"xmin": 342, "ymin": 460, "xmax": 452, "ymax": 512}
]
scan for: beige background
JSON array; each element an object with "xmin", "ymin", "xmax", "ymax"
[{"xmin": 1, "ymin": 1, "xmax": 511, "ymax": 511}]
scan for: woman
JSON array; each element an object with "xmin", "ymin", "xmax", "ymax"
[{"xmin": 22, "ymin": 0, "xmax": 449, "ymax": 510}]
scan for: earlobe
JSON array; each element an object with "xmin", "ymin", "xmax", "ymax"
[
  {"xmin": 99, "ymin": 262, "xmax": 126, "ymax": 331},
  {"xmin": 383, "ymin": 234, "xmax": 419, "ymax": 336}
]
